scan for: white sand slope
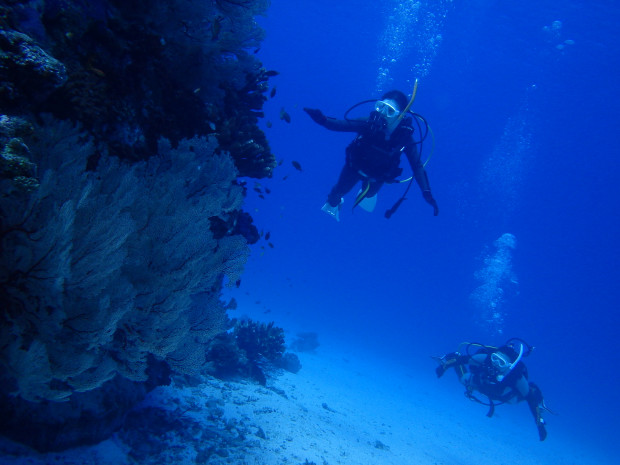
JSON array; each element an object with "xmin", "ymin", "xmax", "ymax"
[
  {"xmin": 0, "ymin": 340, "xmax": 614, "ymax": 465},
  {"xmin": 227, "ymin": 343, "xmax": 612, "ymax": 465}
]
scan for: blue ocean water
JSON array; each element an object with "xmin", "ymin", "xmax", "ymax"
[{"xmin": 227, "ymin": 0, "xmax": 620, "ymax": 458}]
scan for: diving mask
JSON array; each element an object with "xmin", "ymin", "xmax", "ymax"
[{"xmin": 374, "ymin": 99, "xmax": 400, "ymax": 119}]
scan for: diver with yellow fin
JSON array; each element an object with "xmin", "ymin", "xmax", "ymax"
[
  {"xmin": 434, "ymin": 338, "xmax": 555, "ymax": 441},
  {"xmin": 304, "ymin": 80, "xmax": 438, "ymax": 221}
]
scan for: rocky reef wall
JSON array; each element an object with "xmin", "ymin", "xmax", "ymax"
[{"xmin": 0, "ymin": 0, "xmax": 276, "ymax": 451}]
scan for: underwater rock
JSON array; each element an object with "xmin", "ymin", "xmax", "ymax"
[
  {"xmin": 117, "ymin": 379, "xmax": 261, "ymax": 465},
  {"xmin": 0, "ymin": 115, "xmax": 38, "ymax": 191},
  {"xmin": 290, "ymin": 332, "xmax": 320, "ymax": 352},
  {"xmin": 0, "ymin": 28, "xmax": 67, "ymax": 109},
  {"xmin": 0, "ymin": 357, "xmax": 171, "ymax": 452},
  {"xmin": 276, "ymin": 352, "xmax": 302, "ymax": 374}
]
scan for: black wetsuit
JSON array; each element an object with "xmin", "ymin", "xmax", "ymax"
[
  {"xmin": 437, "ymin": 350, "xmax": 548, "ymax": 441},
  {"xmin": 315, "ymin": 116, "xmax": 433, "ymax": 208}
]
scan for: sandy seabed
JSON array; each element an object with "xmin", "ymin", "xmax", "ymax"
[{"xmin": 0, "ymin": 339, "xmax": 613, "ymax": 465}]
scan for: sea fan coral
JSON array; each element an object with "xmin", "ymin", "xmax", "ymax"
[{"xmin": 0, "ymin": 118, "xmax": 248, "ymax": 402}]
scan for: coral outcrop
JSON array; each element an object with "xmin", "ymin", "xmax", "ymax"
[{"xmin": 206, "ymin": 319, "xmax": 301, "ymax": 385}]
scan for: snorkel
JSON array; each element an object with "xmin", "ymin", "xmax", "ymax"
[
  {"xmin": 386, "ymin": 78, "xmax": 419, "ymax": 137},
  {"xmin": 496, "ymin": 341, "xmax": 524, "ymax": 382}
]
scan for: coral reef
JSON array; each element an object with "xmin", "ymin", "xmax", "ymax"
[
  {"xmin": 0, "ymin": 28, "xmax": 67, "ymax": 109},
  {"xmin": 0, "ymin": 0, "xmax": 280, "ymax": 453},
  {"xmin": 0, "ymin": 115, "xmax": 37, "ymax": 191},
  {"xmin": 0, "ymin": 118, "xmax": 250, "ymax": 449},
  {"xmin": 32, "ymin": 0, "xmax": 274, "ymax": 176},
  {"xmin": 1, "ymin": 0, "xmax": 276, "ymax": 174},
  {"xmin": 206, "ymin": 319, "xmax": 301, "ymax": 384},
  {"xmin": 117, "ymin": 376, "xmax": 283, "ymax": 465},
  {"xmin": 234, "ymin": 319, "xmax": 286, "ymax": 362}
]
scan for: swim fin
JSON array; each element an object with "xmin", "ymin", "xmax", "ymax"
[{"xmin": 321, "ymin": 198, "xmax": 343, "ymax": 221}]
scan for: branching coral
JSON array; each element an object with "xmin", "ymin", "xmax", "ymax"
[
  {"xmin": 234, "ymin": 319, "xmax": 285, "ymax": 362},
  {"xmin": 205, "ymin": 318, "xmax": 300, "ymax": 384}
]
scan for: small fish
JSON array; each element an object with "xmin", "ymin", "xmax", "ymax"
[
  {"xmin": 265, "ymin": 187, "xmax": 271, "ymax": 194},
  {"xmin": 278, "ymin": 159, "xmax": 284, "ymax": 166},
  {"xmin": 270, "ymin": 87, "xmax": 276, "ymax": 98},
  {"xmin": 265, "ymin": 70, "xmax": 279, "ymax": 77},
  {"xmin": 268, "ymin": 242, "xmax": 274, "ymax": 248},
  {"xmin": 265, "ymin": 232, "xmax": 271, "ymax": 240},
  {"xmin": 282, "ymin": 175, "xmax": 288, "ymax": 181},
  {"xmin": 211, "ymin": 17, "xmax": 223, "ymax": 41},
  {"xmin": 292, "ymin": 160, "xmax": 302, "ymax": 171},
  {"xmin": 88, "ymin": 66, "xmax": 106, "ymax": 77},
  {"xmin": 266, "ymin": 121, "xmax": 272, "ymax": 128},
  {"xmin": 264, "ymin": 309, "xmax": 272, "ymax": 314},
  {"xmin": 258, "ymin": 194, "xmax": 265, "ymax": 199},
  {"xmin": 235, "ymin": 279, "xmax": 241, "ymax": 288},
  {"xmin": 253, "ymin": 186, "xmax": 262, "ymax": 193},
  {"xmin": 280, "ymin": 108, "xmax": 291, "ymax": 123}
]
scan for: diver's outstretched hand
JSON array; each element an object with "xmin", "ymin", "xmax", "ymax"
[
  {"xmin": 433, "ymin": 353, "xmax": 460, "ymax": 377},
  {"xmin": 303, "ymin": 107, "xmax": 327, "ymax": 125},
  {"xmin": 423, "ymin": 190, "xmax": 439, "ymax": 216}
]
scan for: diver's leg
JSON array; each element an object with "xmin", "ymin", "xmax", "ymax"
[
  {"xmin": 366, "ymin": 181, "xmax": 383, "ymax": 198},
  {"xmin": 327, "ymin": 165, "xmax": 359, "ymax": 206},
  {"xmin": 458, "ymin": 371, "xmax": 472, "ymax": 386},
  {"xmin": 526, "ymin": 382, "xmax": 547, "ymax": 441}
]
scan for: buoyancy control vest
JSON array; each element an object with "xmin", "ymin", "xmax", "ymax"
[
  {"xmin": 469, "ymin": 347, "xmax": 528, "ymax": 402},
  {"xmin": 345, "ymin": 116, "xmax": 415, "ymax": 182}
]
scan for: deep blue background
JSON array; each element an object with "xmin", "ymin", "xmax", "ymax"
[{"xmin": 225, "ymin": 0, "xmax": 620, "ymax": 456}]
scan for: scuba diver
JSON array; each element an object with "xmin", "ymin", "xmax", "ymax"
[
  {"xmin": 303, "ymin": 82, "xmax": 439, "ymax": 222},
  {"xmin": 434, "ymin": 338, "xmax": 553, "ymax": 441}
]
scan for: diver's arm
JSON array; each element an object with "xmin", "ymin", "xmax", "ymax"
[
  {"xmin": 469, "ymin": 353, "xmax": 488, "ymax": 366},
  {"xmin": 406, "ymin": 144, "xmax": 439, "ymax": 216},
  {"xmin": 435, "ymin": 352, "xmax": 471, "ymax": 377},
  {"xmin": 514, "ymin": 375, "xmax": 530, "ymax": 398},
  {"xmin": 303, "ymin": 108, "xmax": 365, "ymax": 132}
]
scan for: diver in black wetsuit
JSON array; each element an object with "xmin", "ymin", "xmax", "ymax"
[
  {"xmin": 303, "ymin": 88, "xmax": 438, "ymax": 221},
  {"xmin": 434, "ymin": 339, "xmax": 552, "ymax": 441}
]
